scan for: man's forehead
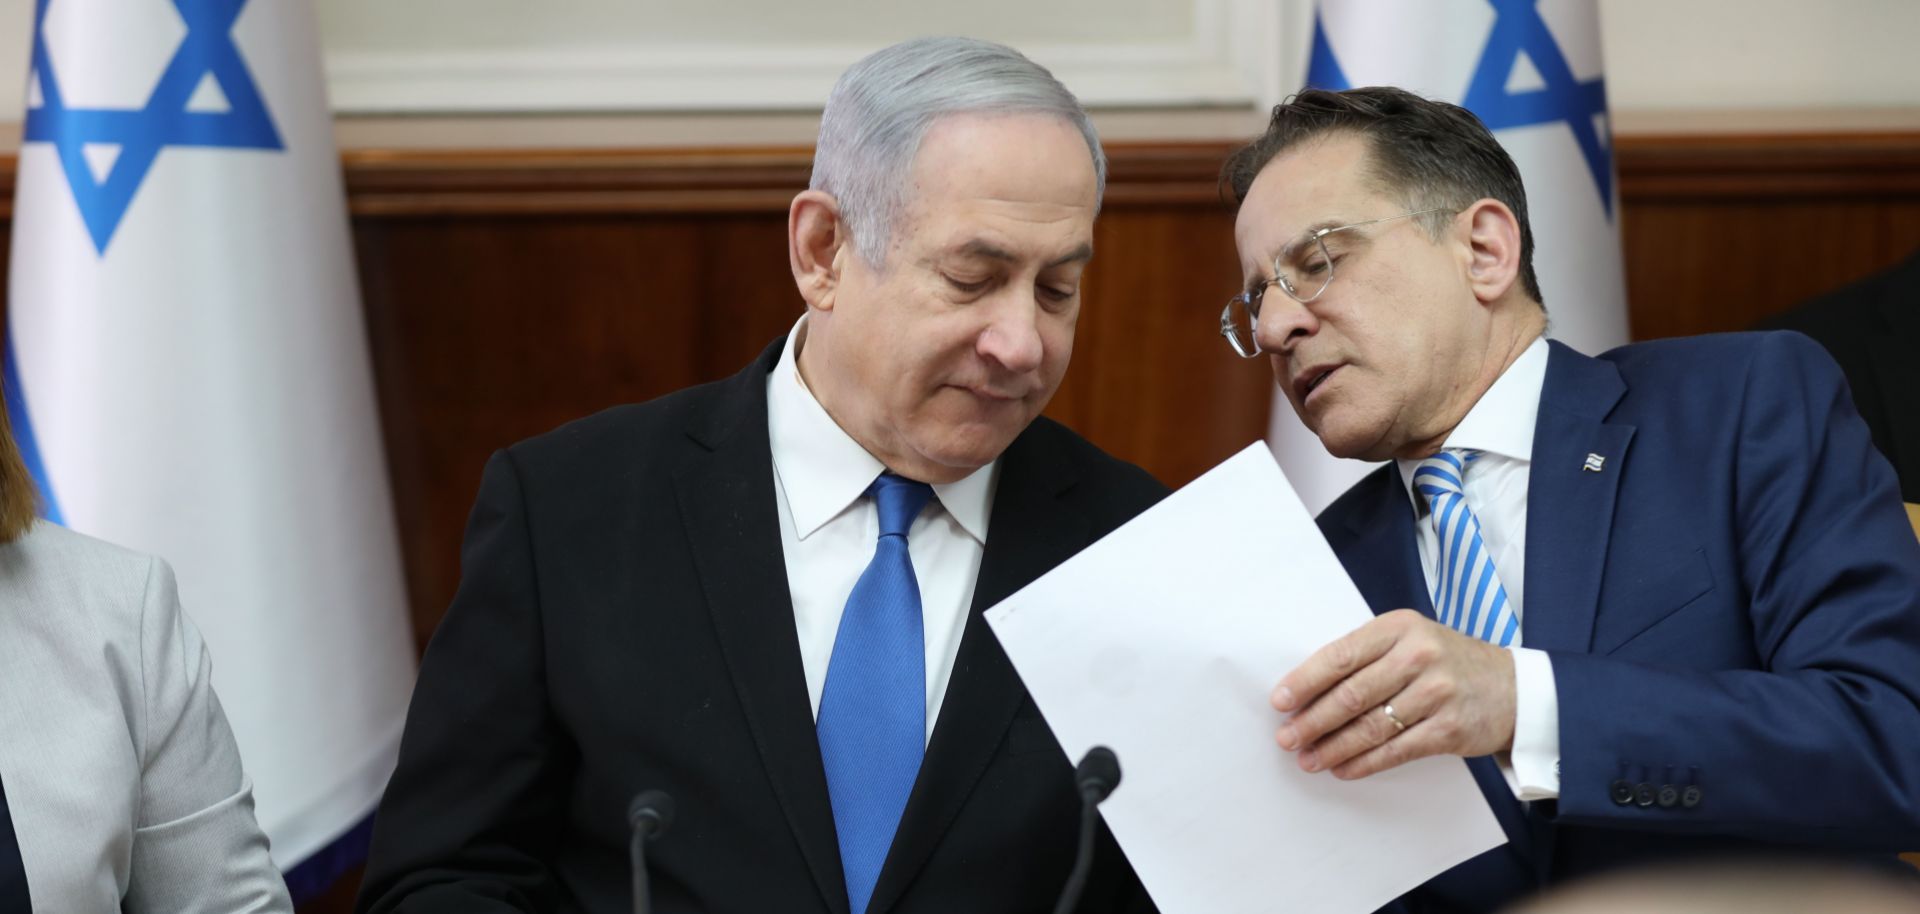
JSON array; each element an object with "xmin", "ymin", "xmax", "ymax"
[
  {"xmin": 925, "ymin": 226, "xmax": 1094, "ymax": 268},
  {"xmin": 1234, "ymin": 138, "xmax": 1380, "ymax": 255},
  {"xmin": 913, "ymin": 112, "xmax": 1094, "ymax": 178}
]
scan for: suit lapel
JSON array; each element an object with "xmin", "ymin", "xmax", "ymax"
[
  {"xmin": 865, "ymin": 429, "xmax": 1088, "ymax": 914},
  {"xmin": 1522, "ymin": 341, "xmax": 1633, "ymax": 655},
  {"xmin": 1335, "ymin": 467, "xmax": 1435, "ymax": 619},
  {"xmin": 673, "ymin": 339, "xmax": 850, "ymax": 914}
]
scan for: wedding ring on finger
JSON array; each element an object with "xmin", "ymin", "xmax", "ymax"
[{"xmin": 1381, "ymin": 703, "xmax": 1407, "ymax": 733}]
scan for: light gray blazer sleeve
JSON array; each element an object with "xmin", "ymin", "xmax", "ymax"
[
  {"xmin": 0, "ymin": 523, "xmax": 292, "ymax": 912},
  {"xmin": 123, "ymin": 551, "xmax": 293, "ymax": 914}
]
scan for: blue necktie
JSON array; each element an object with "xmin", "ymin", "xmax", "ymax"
[
  {"xmin": 817, "ymin": 472, "xmax": 934, "ymax": 914},
  {"xmin": 1414, "ymin": 450, "xmax": 1520, "ymax": 647}
]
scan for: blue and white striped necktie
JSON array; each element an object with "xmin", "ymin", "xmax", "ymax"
[{"xmin": 1413, "ymin": 450, "xmax": 1520, "ymax": 647}]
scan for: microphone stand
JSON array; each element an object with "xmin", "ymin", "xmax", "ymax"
[
  {"xmin": 629, "ymin": 789, "xmax": 675, "ymax": 914},
  {"xmin": 1053, "ymin": 746, "xmax": 1122, "ymax": 914}
]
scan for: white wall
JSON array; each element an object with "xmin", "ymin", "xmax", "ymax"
[
  {"xmin": 312, "ymin": 0, "xmax": 1278, "ymax": 113},
  {"xmin": 318, "ymin": 0, "xmax": 1193, "ymax": 52},
  {"xmin": 1597, "ymin": 0, "xmax": 1920, "ymax": 110},
  {"xmin": 3, "ymin": 0, "xmax": 1920, "ymax": 133}
]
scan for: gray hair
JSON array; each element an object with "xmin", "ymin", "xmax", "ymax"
[{"xmin": 810, "ymin": 36, "xmax": 1107, "ymax": 268}]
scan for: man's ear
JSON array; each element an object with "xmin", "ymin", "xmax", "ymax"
[
  {"xmin": 1460, "ymin": 198, "xmax": 1523, "ymax": 306},
  {"xmin": 790, "ymin": 190, "xmax": 849, "ymax": 312}
]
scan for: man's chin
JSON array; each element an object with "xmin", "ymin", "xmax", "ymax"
[
  {"xmin": 1309, "ymin": 418, "xmax": 1390, "ymax": 462},
  {"xmin": 908, "ymin": 426, "xmax": 1022, "ymax": 478},
  {"xmin": 929, "ymin": 441, "xmax": 1012, "ymax": 473}
]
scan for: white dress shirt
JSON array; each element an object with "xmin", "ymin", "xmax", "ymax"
[
  {"xmin": 766, "ymin": 317, "xmax": 997, "ymax": 744},
  {"xmin": 1393, "ymin": 335, "xmax": 1561, "ymax": 800}
]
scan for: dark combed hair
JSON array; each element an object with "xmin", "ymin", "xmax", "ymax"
[{"xmin": 1222, "ymin": 86, "xmax": 1544, "ymax": 305}]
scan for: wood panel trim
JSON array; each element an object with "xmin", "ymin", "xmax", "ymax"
[
  {"xmin": 337, "ymin": 142, "xmax": 1247, "ymax": 214},
  {"xmin": 1615, "ymin": 132, "xmax": 1920, "ymax": 199},
  {"xmin": 4, "ymin": 132, "xmax": 1920, "ymax": 220}
]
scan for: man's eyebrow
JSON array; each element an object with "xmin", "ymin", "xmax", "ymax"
[
  {"xmin": 953, "ymin": 239, "xmax": 1095, "ymax": 268},
  {"xmin": 1048, "ymin": 243, "xmax": 1094, "ymax": 268},
  {"xmin": 1276, "ymin": 219, "xmax": 1345, "ymax": 262},
  {"xmin": 956, "ymin": 239, "xmax": 1017, "ymax": 263}
]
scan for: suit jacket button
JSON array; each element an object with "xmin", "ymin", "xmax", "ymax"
[
  {"xmin": 1634, "ymin": 783, "xmax": 1657, "ymax": 807},
  {"xmin": 1682, "ymin": 785, "xmax": 1703, "ymax": 808},
  {"xmin": 1657, "ymin": 784, "xmax": 1680, "ymax": 807},
  {"xmin": 1610, "ymin": 779, "xmax": 1634, "ymax": 805}
]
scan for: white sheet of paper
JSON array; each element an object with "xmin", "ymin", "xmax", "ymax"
[{"xmin": 985, "ymin": 442, "xmax": 1507, "ymax": 914}]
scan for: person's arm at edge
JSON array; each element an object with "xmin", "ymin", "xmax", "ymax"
[
  {"xmin": 124, "ymin": 557, "xmax": 294, "ymax": 914},
  {"xmin": 356, "ymin": 449, "xmax": 569, "ymax": 913},
  {"xmin": 1547, "ymin": 332, "xmax": 1920, "ymax": 845}
]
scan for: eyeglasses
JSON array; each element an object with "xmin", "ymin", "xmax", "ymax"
[{"xmin": 1219, "ymin": 207, "xmax": 1452, "ymax": 358}]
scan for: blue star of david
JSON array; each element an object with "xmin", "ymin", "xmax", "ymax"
[
  {"xmin": 22, "ymin": 0, "xmax": 283, "ymax": 254},
  {"xmin": 1462, "ymin": 0, "xmax": 1613, "ymax": 215},
  {"xmin": 1305, "ymin": 0, "xmax": 1614, "ymax": 217}
]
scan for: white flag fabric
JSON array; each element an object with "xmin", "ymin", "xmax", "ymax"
[
  {"xmin": 1271, "ymin": 0, "xmax": 1631, "ymax": 514},
  {"xmin": 6, "ymin": 0, "xmax": 414, "ymax": 897}
]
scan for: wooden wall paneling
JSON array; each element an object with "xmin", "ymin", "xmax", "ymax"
[
  {"xmin": 1615, "ymin": 132, "xmax": 1920, "ymax": 336},
  {"xmin": 345, "ymin": 147, "xmax": 814, "ymax": 217},
  {"xmin": 694, "ymin": 215, "xmax": 815, "ymax": 364},
  {"xmin": 1041, "ymin": 142, "xmax": 1272, "ymax": 485},
  {"xmin": 1054, "ymin": 205, "xmax": 1271, "ymax": 486},
  {"xmin": 1620, "ymin": 200, "xmax": 1899, "ymax": 341},
  {"xmin": 356, "ymin": 211, "xmax": 803, "ymax": 650},
  {"xmin": 1612, "ymin": 132, "xmax": 1920, "ymax": 200}
]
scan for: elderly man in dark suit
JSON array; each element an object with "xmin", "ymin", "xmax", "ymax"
[
  {"xmin": 357, "ymin": 37, "xmax": 1163, "ymax": 914},
  {"xmin": 1218, "ymin": 87, "xmax": 1920, "ymax": 911}
]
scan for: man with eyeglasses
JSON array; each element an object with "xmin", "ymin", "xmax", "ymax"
[{"xmin": 1219, "ymin": 87, "xmax": 1920, "ymax": 910}]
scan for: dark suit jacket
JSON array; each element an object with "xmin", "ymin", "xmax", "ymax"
[
  {"xmin": 1758, "ymin": 249, "xmax": 1920, "ymax": 502},
  {"xmin": 1318, "ymin": 333, "xmax": 1920, "ymax": 913},
  {"xmin": 357, "ymin": 339, "xmax": 1168, "ymax": 914}
]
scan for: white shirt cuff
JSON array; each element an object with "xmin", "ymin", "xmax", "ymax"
[{"xmin": 1496, "ymin": 646, "xmax": 1560, "ymax": 801}]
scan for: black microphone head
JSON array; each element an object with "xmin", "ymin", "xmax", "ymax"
[
  {"xmin": 1073, "ymin": 746, "xmax": 1121, "ymax": 803},
  {"xmin": 628, "ymin": 789, "xmax": 675, "ymax": 838}
]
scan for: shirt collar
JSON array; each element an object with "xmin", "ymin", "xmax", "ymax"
[
  {"xmin": 1394, "ymin": 334, "xmax": 1549, "ymax": 513},
  {"xmin": 766, "ymin": 315, "xmax": 996, "ymax": 543}
]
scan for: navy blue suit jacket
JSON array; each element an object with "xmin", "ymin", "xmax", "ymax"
[{"xmin": 1317, "ymin": 332, "xmax": 1920, "ymax": 913}]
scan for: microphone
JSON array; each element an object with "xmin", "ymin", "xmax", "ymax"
[
  {"xmin": 628, "ymin": 790, "xmax": 675, "ymax": 914},
  {"xmin": 1052, "ymin": 746, "xmax": 1122, "ymax": 914}
]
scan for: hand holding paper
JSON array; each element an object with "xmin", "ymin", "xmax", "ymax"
[
  {"xmin": 1273, "ymin": 609, "xmax": 1518, "ymax": 779},
  {"xmin": 985, "ymin": 443, "xmax": 1505, "ymax": 914}
]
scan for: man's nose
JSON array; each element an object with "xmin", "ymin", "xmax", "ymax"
[
  {"xmin": 1253, "ymin": 293, "xmax": 1320, "ymax": 356},
  {"xmin": 977, "ymin": 293, "xmax": 1046, "ymax": 374}
]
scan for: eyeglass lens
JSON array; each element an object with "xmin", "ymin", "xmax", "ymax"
[{"xmin": 1220, "ymin": 234, "xmax": 1335, "ymax": 357}]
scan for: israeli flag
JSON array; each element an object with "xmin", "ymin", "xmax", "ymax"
[
  {"xmin": 6, "ymin": 0, "xmax": 414, "ymax": 898},
  {"xmin": 1272, "ymin": 0, "xmax": 1631, "ymax": 513}
]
